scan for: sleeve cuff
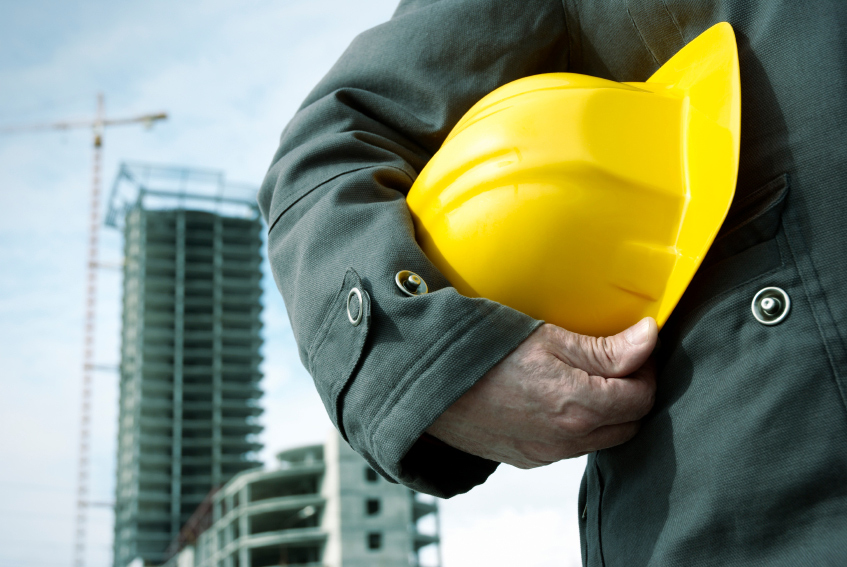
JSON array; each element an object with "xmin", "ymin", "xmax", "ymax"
[
  {"xmin": 340, "ymin": 286, "xmax": 542, "ymax": 498},
  {"xmin": 399, "ymin": 433, "xmax": 500, "ymax": 498}
]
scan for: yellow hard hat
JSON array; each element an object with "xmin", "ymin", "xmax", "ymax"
[{"xmin": 407, "ymin": 22, "xmax": 740, "ymax": 336}]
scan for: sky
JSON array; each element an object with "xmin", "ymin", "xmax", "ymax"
[{"xmin": 0, "ymin": 2, "xmax": 586, "ymax": 566}]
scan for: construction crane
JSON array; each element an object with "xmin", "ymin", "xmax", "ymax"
[{"xmin": 0, "ymin": 93, "xmax": 167, "ymax": 567}]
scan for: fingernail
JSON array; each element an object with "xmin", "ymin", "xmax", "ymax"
[{"xmin": 625, "ymin": 318, "xmax": 650, "ymax": 346}]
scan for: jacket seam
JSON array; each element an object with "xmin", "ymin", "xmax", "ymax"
[
  {"xmin": 730, "ymin": 174, "xmax": 789, "ymax": 214},
  {"xmin": 625, "ymin": 0, "xmax": 661, "ymax": 66},
  {"xmin": 563, "ymin": 0, "xmax": 583, "ymax": 71},
  {"xmin": 659, "ymin": 0, "xmax": 686, "ymax": 45},
  {"xmin": 267, "ymin": 164, "xmax": 415, "ymax": 234},
  {"xmin": 781, "ymin": 207, "xmax": 846, "ymax": 386},
  {"xmin": 558, "ymin": 0, "xmax": 572, "ymax": 70}
]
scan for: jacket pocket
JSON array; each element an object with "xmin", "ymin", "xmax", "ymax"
[
  {"xmin": 671, "ymin": 174, "xmax": 790, "ymax": 321},
  {"xmin": 308, "ymin": 267, "xmax": 372, "ymax": 439},
  {"xmin": 706, "ymin": 173, "xmax": 790, "ymax": 264}
]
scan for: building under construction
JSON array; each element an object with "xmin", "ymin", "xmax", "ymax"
[
  {"xmin": 107, "ymin": 164, "xmax": 264, "ymax": 567},
  {"xmin": 163, "ymin": 432, "xmax": 442, "ymax": 567}
]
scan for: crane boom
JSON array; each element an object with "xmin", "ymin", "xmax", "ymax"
[{"xmin": 0, "ymin": 111, "xmax": 167, "ymax": 134}]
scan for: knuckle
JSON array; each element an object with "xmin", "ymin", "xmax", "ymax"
[
  {"xmin": 602, "ymin": 336, "xmax": 627, "ymax": 372},
  {"xmin": 633, "ymin": 382, "xmax": 656, "ymax": 417},
  {"xmin": 539, "ymin": 323, "xmax": 561, "ymax": 344},
  {"xmin": 573, "ymin": 419, "xmax": 596, "ymax": 437},
  {"xmin": 570, "ymin": 366, "xmax": 591, "ymax": 384},
  {"xmin": 544, "ymin": 324, "xmax": 576, "ymax": 354},
  {"xmin": 587, "ymin": 335, "xmax": 620, "ymax": 372},
  {"xmin": 555, "ymin": 413, "xmax": 596, "ymax": 438}
]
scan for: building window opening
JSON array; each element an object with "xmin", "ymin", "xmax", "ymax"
[
  {"xmin": 368, "ymin": 532, "xmax": 383, "ymax": 550},
  {"xmin": 365, "ymin": 466, "xmax": 379, "ymax": 483},
  {"xmin": 250, "ymin": 544, "xmax": 320, "ymax": 567},
  {"xmin": 366, "ymin": 498, "xmax": 381, "ymax": 516}
]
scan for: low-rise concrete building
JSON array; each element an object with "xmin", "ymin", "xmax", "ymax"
[{"xmin": 163, "ymin": 432, "xmax": 441, "ymax": 567}]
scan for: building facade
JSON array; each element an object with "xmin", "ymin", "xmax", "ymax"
[
  {"xmin": 110, "ymin": 164, "xmax": 264, "ymax": 567},
  {"xmin": 166, "ymin": 432, "xmax": 441, "ymax": 567}
]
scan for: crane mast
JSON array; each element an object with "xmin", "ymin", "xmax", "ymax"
[{"xmin": 1, "ymin": 94, "xmax": 167, "ymax": 567}]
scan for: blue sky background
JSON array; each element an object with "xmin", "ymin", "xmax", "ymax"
[{"xmin": 0, "ymin": 2, "xmax": 585, "ymax": 566}]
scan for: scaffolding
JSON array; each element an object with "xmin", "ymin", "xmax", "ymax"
[
  {"xmin": 108, "ymin": 163, "xmax": 264, "ymax": 567},
  {"xmin": 105, "ymin": 162, "xmax": 259, "ymax": 229}
]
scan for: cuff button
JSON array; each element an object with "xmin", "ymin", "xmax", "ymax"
[
  {"xmin": 347, "ymin": 287, "xmax": 364, "ymax": 326},
  {"xmin": 752, "ymin": 287, "xmax": 790, "ymax": 325},
  {"xmin": 395, "ymin": 270, "xmax": 428, "ymax": 296}
]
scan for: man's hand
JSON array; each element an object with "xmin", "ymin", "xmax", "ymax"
[{"xmin": 426, "ymin": 318, "xmax": 658, "ymax": 468}]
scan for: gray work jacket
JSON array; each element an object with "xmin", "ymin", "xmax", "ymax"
[{"xmin": 259, "ymin": 1, "xmax": 847, "ymax": 564}]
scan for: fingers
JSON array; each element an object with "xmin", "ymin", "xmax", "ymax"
[
  {"xmin": 544, "ymin": 317, "xmax": 658, "ymax": 378},
  {"xmin": 582, "ymin": 356, "xmax": 657, "ymax": 426},
  {"xmin": 423, "ymin": 321, "xmax": 659, "ymax": 471}
]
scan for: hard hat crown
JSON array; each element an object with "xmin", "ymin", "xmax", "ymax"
[{"xmin": 407, "ymin": 23, "xmax": 740, "ymax": 336}]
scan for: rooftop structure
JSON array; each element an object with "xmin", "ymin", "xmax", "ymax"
[
  {"xmin": 110, "ymin": 163, "xmax": 264, "ymax": 567},
  {"xmin": 164, "ymin": 432, "xmax": 442, "ymax": 567}
]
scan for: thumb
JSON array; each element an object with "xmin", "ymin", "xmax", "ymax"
[{"xmin": 554, "ymin": 317, "xmax": 658, "ymax": 378}]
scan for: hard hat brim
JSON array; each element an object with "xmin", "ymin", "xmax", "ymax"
[{"xmin": 641, "ymin": 22, "xmax": 741, "ymax": 326}]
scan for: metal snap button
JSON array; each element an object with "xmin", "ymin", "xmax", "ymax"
[
  {"xmin": 395, "ymin": 270, "xmax": 428, "ymax": 296},
  {"xmin": 347, "ymin": 287, "xmax": 363, "ymax": 326},
  {"xmin": 751, "ymin": 287, "xmax": 790, "ymax": 325}
]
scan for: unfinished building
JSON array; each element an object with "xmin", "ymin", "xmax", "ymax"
[
  {"xmin": 107, "ymin": 164, "xmax": 264, "ymax": 567},
  {"xmin": 163, "ymin": 432, "xmax": 442, "ymax": 567}
]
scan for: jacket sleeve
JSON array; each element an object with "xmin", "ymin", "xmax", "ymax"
[{"xmin": 258, "ymin": 0, "xmax": 568, "ymax": 498}]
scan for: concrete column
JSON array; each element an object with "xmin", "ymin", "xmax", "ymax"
[
  {"xmin": 171, "ymin": 210, "xmax": 185, "ymax": 537},
  {"xmin": 128, "ymin": 209, "xmax": 147, "ymax": 564},
  {"xmin": 212, "ymin": 216, "xmax": 223, "ymax": 487}
]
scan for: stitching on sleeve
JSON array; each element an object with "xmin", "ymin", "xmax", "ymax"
[
  {"xmin": 307, "ymin": 271, "xmax": 351, "ymax": 371},
  {"xmin": 267, "ymin": 164, "xmax": 416, "ymax": 234},
  {"xmin": 267, "ymin": 166, "xmax": 372, "ymax": 234}
]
